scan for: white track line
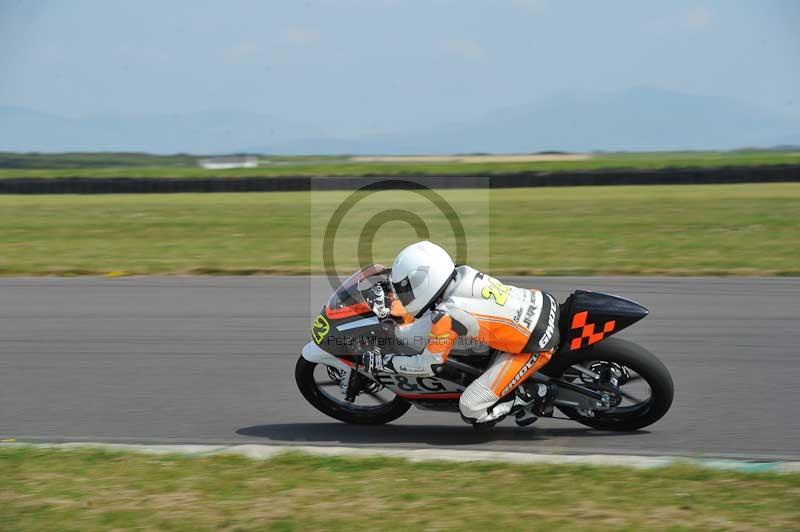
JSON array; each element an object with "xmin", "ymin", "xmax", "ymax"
[{"xmin": 3, "ymin": 441, "xmax": 799, "ymax": 474}]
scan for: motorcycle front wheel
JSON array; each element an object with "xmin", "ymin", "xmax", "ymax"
[
  {"xmin": 542, "ymin": 337, "xmax": 674, "ymax": 431},
  {"xmin": 295, "ymin": 356, "xmax": 411, "ymax": 425}
]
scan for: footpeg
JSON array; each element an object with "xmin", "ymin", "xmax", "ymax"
[{"xmin": 514, "ymin": 408, "xmax": 538, "ymax": 426}]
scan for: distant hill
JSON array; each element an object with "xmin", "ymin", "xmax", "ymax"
[
  {"xmin": 0, "ymin": 107, "xmax": 318, "ymax": 154},
  {"xmin": 313, "ymin": 88, "xmax": 798, "ymax": 155},
  {"xmin": 2, "ymin": 88, "xmax": 798, "ymax": 154}
]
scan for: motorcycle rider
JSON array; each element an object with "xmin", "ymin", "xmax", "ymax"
[{"xmin": 361, "ymin": 240, "xmax": 560, "ymax": 427}]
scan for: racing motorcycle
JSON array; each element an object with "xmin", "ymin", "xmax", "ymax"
[{"xmin": 296, "ymin": 265, "xmax": 674, "ymax": 430}]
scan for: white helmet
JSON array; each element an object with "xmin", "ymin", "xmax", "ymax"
[{"xmin": 390, "ymin": 241, "xmax": 456, "ymax": 318}]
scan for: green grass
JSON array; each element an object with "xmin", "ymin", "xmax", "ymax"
[
  {"xmin": 1, "ymin": 150, "xmax": 799, "ymax": 178},
  {"xmin": 0, "ymin": 184, "xmax": 798, "ymax": 276},
  {"xmin": 1, "ymin": 447, "xmax": 798, "ymax": 531}
]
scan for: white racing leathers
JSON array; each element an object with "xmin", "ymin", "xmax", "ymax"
[{"xmin": 385, "ymin": 265, "xmax": 560, "ymax": 424}]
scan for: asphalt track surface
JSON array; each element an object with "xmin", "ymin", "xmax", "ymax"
[{"xmin": 2, "ymin": 276, "xmax": 798, "ymax": 460}]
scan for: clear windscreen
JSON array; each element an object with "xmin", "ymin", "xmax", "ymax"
[{"xmin": 326, "ymin": 264, "xmax": 391, "ymax": 312}]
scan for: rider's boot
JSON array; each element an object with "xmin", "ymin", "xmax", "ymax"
[
  {"xmin": 512, "ymin": 382, "xmax": 558, "ymax": 426},
  {"xmin": 461, "ymin": 383, "xmax": 557, "ymax": 431},
  {"xmin": 511, "ymin": 385, "xmax": 538, "ymax": 426},
  {"xmin": 531, "ymin": 382, "xmax": 558, "ymax": 417},
  {"xmin": 467, "ymin": 387, "xmax": 537, "ymax": 430},
  {"xmin": 466, "ymin": 382, "xmax": 558, "ymax": 429}
]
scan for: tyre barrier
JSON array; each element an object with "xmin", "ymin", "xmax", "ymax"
[{"xmin": 1, "ymin": 164, "xmax": 798, "ymax": 194}]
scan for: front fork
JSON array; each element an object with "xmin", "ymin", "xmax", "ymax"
[{"xmin": 344, "ymin": 367, "xmax": 362, "ymax": 402}]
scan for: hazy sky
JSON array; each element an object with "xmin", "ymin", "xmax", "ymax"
[{"xmin": 1, "ymin": 0, "xmax": 798, "ymax": 137}]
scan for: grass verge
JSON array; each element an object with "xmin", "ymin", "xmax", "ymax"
[
  {"xmin": 0, "ymin": 184, "xmax": 798, "ymax": 276},
  {"xmin": 1, "ymin": 150, "xmax": 799, "ymax": 178},
  {"xmin": 1, "ymin": 447, "xmax": 799, "ymax": 531}
]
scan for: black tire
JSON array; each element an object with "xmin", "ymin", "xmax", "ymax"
[
  {"xmin": 295, "ymin": 356, "xmax": 411, "ymax": 425},
  {"xmin": 542, "ymin": 337, "xmax": 674, "ymax": 431}
]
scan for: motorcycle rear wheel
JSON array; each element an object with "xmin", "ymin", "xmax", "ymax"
[
  {"xmin": 542, "ymin": 337, "xmax": 674, "ymax": 431},
  {"xmin": 295, "ymin": 356, "xmax": 411, "ymax": 425}
]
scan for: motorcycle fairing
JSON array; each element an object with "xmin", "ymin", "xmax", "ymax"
[
  {"xmin": 302, "ymin": 340, "xmax": 465, "ymax": 406},
  {"xmin": 302, "ymin": 341, "xmax": 352, "ymax": 371},
  {"xmin": 312, "ymin": 265, "xmax": 393, "ymax": 359},
  {"xmin": 560, "ymin": 290, "xmax": 648, "ymax": 352},
  {"xmin": 373, "ymin": 372, "xmax": 465, "ymax": 399}
]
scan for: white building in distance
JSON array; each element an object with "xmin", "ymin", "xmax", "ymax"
[{"xmin": 198, "ymin": 156, "xmax": 259, "ymax": 170}]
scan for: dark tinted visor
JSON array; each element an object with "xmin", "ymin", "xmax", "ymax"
[{"xmin": 392, "ymin": 277, "xmax": 415, "ymax": 307}]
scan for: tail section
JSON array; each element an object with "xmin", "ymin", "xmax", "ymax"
[{"xmin": 559, "ymin": 290, "xmax": 648, "ymax": 352}]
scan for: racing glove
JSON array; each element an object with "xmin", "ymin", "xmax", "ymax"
[{"xmin": 360, "ymin": 348, "xmax": 397, "ymax": 374}]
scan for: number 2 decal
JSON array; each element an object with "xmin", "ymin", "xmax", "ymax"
[
  {"xmin": 311, "ymin": 314, "xmax": 330, "ymax": 344},
  {"xmin": 481, "ymin": 276, "xmax": 511, "ymax": 306}
]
